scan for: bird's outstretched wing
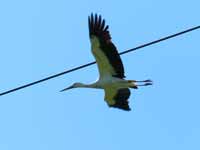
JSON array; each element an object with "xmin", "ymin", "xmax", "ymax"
[
  {"xmin": 104, "ymin": 88, "xmax": 131, "ymax": 111},
  {"xmin": 88, "ymin": 13, "xmax": 125, "ymax": 78}
]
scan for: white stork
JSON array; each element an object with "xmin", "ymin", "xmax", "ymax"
[{"xmin": 61, "ymin": 13, "xmax": 152, "ymax": 111}]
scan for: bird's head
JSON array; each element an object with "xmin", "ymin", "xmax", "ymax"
[{"xmin": 60, "ymin": 82, "xmax": 85, "ymax": 92}]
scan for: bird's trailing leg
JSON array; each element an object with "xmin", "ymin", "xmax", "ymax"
[{"xmin": 128, "ymin": 79, "xmax": 153, "ymax": 89}]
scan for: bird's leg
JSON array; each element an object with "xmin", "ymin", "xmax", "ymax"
[
  {"xmin": 128, "ymin": 79, "xmax": 153, "ymax": 89},
  {"xmin": 136, "ymin": 83, "xmax": 153, "ymax": 86},
  {"xmin": 128, "ymin": 79, "xmax": 153, "ymax": 83}
]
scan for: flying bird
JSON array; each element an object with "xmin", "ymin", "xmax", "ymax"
[{"xmin": 61, "ymin": 13, "xmax": 152, "ymax": 111}]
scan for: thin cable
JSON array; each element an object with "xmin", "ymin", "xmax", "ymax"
[
  {"xmin": 0, "ymin": 25, "xmax": 200, "ymax": 96},
  {"xmin": 120, "ymin": 26, "xmax": 200, "ymax": 55}
]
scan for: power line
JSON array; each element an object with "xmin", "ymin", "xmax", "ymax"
[
  {"xmin": 119, "ymin": 26, "xmax": 200, "ymax": 55},
  {"xmin": 0, "ymin": 25, "xmax": 200, "ymax": 96}
]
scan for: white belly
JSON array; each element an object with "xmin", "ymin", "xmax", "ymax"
[{"xmin": 98, "ymin": 76, "xmax": 127, "ymax": 89}]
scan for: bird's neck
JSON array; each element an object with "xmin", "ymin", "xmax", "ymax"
[{"xmin": 76, "ymin": 82, "xmax": 101, "ymax": 89}]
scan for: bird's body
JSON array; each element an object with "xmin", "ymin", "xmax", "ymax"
[
  {"xmin": 71, "ymin": 77, "xmax": 134, "ymax": 90},
  {"xmin": 61, "ymin": 13, "xmax": 152, "ymax": 111}
]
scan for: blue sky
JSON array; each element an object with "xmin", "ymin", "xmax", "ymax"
[{"xmin": 0, "ymin": 0, "xmax": 200, "ymax": 150}]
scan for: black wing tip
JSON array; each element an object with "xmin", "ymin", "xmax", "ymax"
[
  {"xmin": 124, "ymin": 107, "xmax": 131, "ymax": 111},
  {"xmin": 110, "ymin": 88, "xmax": 131, "ymax": 111},
  {"xmin": 88, "ymin": 13, "xmax": 109, "ymax": 37},
  {"xmin": 89, "ymin": 13, "xmax": 101, "ymax": 18},
  {"xmin": 109, "ymin": 104, "xmax": 131, "ymax": 111}
]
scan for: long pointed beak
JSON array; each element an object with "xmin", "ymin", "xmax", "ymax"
[{"xmin": 60, "ymin": 85, "xmax": 74, "ymax": 92}]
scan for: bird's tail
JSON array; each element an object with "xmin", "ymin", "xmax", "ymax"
[{"xmin": 128, "ymin": 80, "xmax": 138, "ymax": 89}]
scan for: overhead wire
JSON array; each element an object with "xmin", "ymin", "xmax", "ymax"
[{"xmin": 0, "ymin": 25, "xmax": 200, "ymax": 96}]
